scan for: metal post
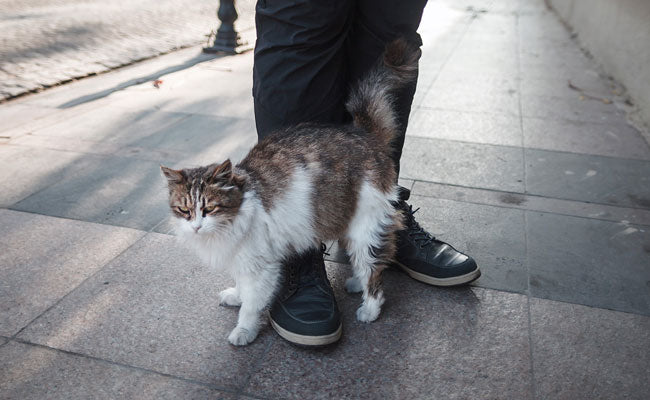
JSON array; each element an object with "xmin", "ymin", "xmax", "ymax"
[{"xmin": 203, "ymin": 0, "xmax": 244, "ymax": 54}]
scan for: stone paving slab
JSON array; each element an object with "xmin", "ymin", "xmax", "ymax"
[
  {"xmin": 0, "ymin": 102, "xmax": 57, "ymax": 134},
  {"xmin": 105, "ymin": 56, "xmax": 255, "ymax": 121},
  {"xmin": 11, "ymin": 154, "xmax": 171, "ymax": 231},
  {"xmin": 0, "ymin": 341, "xmax": 236, "ymax": 400},
  {"xmin": 406, "ymin": 195, "xmax": 528, "ymax": 294},
  {"xmin": 18, "ymin": 233, "xmax": 270, "ymax": 392},
  {"xmin": 420, "ymin": 79, "xmax": 520, "ymax": 117},
  {"xmin": 531, "ymin": 298, "xmax": 650, "ymax": 399},
  {"xmin": 410, "ymin": 180, "xmax": 650, "ymax": 226},
  {"xmin": 245, "ymin": 265, "xmax": 532, "ymax": 399},
  {"xmin": 527, "ymin": 212, "xmax": 650, "ymax": 316},
  {"xmin": 525, "ymin": 149, "xmax": 650, "ymax": 208},
  {"xmin": 0, "ymin": 209, "xmax": 144, "ymax": 337},
  {"xmin": 522, "ymin": 116, "xmax": 650, "ymax": 160},
  {"xmin": 407, "ymin": 107, "xmax": 523, "ymax": 147},
  {"xmin": 0, "ymin": 145, "xmax": 88, "ymax": 207},
  {"xmin": 132, "ymin": 114, "xmax": 256, "ymax": 166},
  {"xmin": 521, "ymin": 93, "xmax": 627, "ymax": 125},
  {"xmin": 17, "ymin": 105, "xmax": 190, "ymax": 146},
  {"xmin": 399, "ymin": 136, "xmax": 525, "ymax": 193}
]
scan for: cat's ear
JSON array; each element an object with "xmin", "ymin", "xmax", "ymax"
[
  {"xmin": 160, "ymin": 165, "xmax": 184, "ymax": 184},
  {"xmin": 208, "ymin": 159, "xmax": 233, "ymax": 181}
]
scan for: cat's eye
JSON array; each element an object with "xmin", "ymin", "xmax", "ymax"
[
  {"xmin": 204, "ymin": 205, "xmax": 217, "ymax": 213},
  {"xmin": 177, "ymin": 206, "xmax": 190, "ymax": 213}
]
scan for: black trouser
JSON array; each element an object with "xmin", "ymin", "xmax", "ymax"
[{"xmin": 253, "ymin": 0, "xmax": 427, "ymax": 175}]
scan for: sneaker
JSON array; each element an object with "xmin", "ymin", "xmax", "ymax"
[
  {"xmin": 394, "ymin": 188, "xmax": 481, "ymax": 286},
  {"xmin": 269, "ymin": 244, "xmax": 342, "ymax": 346}
]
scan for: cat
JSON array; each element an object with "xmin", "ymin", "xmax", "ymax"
[{"xmin": 161, "ymin": 38, "xmax": 420, "ymax": 346}]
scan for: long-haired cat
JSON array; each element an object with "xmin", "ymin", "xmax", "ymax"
[{"xmin": 161, "ymin": 39, "xmax": 420, "ymax": 346}]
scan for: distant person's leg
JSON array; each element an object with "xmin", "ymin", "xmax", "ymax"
[{"xmin": 253, "ymin": 0, "xmax": 353, "ymax": 346}]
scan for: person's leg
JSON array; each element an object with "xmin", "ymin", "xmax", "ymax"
[
  {"xmin": 347, "ymin": 0, "xmax": 427, "ymax": 175},
  {"xmin": 253, "ymin": 0, "xmax": 353, "ymax": 346},
  {"xmin": 349, "ymin": 0, "xmax": 482, "ymax": 286},
  {"xmin": 253, "ymin": 0, "xmax": 353, "ymax": 140}
]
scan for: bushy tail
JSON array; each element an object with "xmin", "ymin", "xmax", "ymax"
[{"xmin": 345, "ymin": 38, "xmax": 421, "ymax": 146}]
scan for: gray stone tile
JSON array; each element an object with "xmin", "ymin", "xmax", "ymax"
[
  {"xmin": 0, "ymin": 103, "xmax": 55, "ymax": 134},
  {"xmin": 18, "ymin": 233, "xmax": 270, "ymax": 390},
  {"xmin": 521, "ymin": 93, "xmax": 627, "ymax": 125},
  {"xmin": 443, "ymin": 48, "xmax": 518, "ymax": 76},
  {"xmin": 245, "ymin": 276, "xmax": 532, "ymax": 400},
  {"xmin": 0, "ymin": 145, "xmax": 88, "ymax": 207},
  {"xmin": 21, "ymin": 105, "xmax": 190, "ymax": 147},
  {"xmin": 421, "ymin": 74, "xmax": 520, "ymax": 116},
  {"xmin": 519, "ymin": 53, "xmax": 598, "ymax": 81},
  {"xmin": 0, "ymin": 98, "xmax": 117, "ymax": 141},
  {"xmin": 131, "ymin": 114, "xmax": 256, "ymax": 166},
  {"xmin": 531, "ymin": 298, "xmax": 650, "ymax": 399},
  {"xmin": 10, "ymin": 134, "xmax": 124, "ymax": 157},
  {"xmin": 523, "ymin": 117, "xmax": 650, "ymax": 160},
  {"xmin": 408, "ymin": 107, "xmax": 522, "ymax": 147},
  {"xmin": 525, "ymin": 149, "xmax": 650, "ymax": 209},
  {"xmin": 520, "ymin": 72, "xmax": 614, "ymax": 100},
  {"xmin": 527, "ymin": 212, "xmax": 650, "ymax": 316},
  {"xmin": 12, "ymin": 154, "xmax": 171, "ymax": 230},
  {"xmin": 107, "ymin": 67, "xmax": 254, "ymax": 120},
  {"xmin": 406, "ymin": 195, "xmax": 528, "ymax": 293},
  {"xmin": 411, "ymin": 180, "xmax": 650, "ymax": 226},
  {"xmin": 400, "ymin": 136, "xmax": 525, "ymax": 193},
  {"xmin": 0, "ymin": 209, "xmax": 144, "ymax": 336},
  {"xmin": 0, "ymin": 341, "xmax": 236, "ymax": 399}
]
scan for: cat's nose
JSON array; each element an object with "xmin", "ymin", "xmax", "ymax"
[{"xmin": 193, "ymin": 225, "xmax": 201, "ymax": 233}]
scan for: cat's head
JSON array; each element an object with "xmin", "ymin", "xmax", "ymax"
[{"xmin": 161, "ymin": 159, "xmax": 246, "ymax": 236}]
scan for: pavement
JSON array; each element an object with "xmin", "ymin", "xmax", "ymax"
[
  {"xmin": 1, "ymin": 0, "xmax": 649, "ymax": 399},
  {"xmin": 0, "ymin": 0, "xmax": 255, "ymax": 100}
]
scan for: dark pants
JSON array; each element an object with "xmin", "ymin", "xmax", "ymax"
[{"xmin": 253, "ymin": 0, "xmax": 427, "ymax": 175}]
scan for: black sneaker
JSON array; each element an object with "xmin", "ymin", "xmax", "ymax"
[
  {"xmin": 269, "ymin": 245, "xmax": 342, "ymax": 346},
  {"xmin": 394, "ymin": 188, "xmax": 481, "ymax": 286}
]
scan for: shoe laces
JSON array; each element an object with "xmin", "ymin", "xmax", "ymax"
[
  {"xmin": 287, "ymin": 244, "xmax": 328, "ymax": 290},
  {"xmin": 404, "ymin": 204, "xmax": 436, "ymax": 248}
]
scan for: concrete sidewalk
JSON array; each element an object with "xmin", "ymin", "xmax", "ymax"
[{"xmin": 1, "ymin": 0, "xmax": 649, "ymax": 398}]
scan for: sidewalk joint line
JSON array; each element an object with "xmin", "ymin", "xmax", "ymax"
[
  {"xmin": 9, "ymin": 232, "xmax": 147, "ymax": 340},
  {"xmin": 406, "ymin": 131, "xmax": 650, "ymax": 163},
  {"xmin": 236, "ymin": 338, "xmax": 275, "ymax": 398},
  {"xmin": 405, "ymin": 178, "xmax": 650, "ymax": 215},
  {"xmin": 8, "ymin": 337, "xmax": 239, "ymax": 395}
]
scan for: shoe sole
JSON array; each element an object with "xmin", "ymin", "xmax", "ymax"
[
  {"xmin": 396, "ymin": 262, "xmax": 481, "ymax": 287},
  {"xmin": 270, "ymin": 318, "xmax": 342, "ymax": 346}
]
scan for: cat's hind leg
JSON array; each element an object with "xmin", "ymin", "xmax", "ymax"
[{"xmin": 344, "ymin": 183, "xmax": 402, "ymax": 323}]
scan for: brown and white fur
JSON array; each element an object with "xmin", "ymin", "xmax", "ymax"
[{"xmin": 161, "ymin": 39, "xmax": 421, "ymax": 346}]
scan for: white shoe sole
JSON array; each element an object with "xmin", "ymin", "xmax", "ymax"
[
  {"xmin": 396, "ymin": 262, "xmax": 481, "ymax": 286},
  {"xmin": 270, "ymin": 318, "xmax": 342, "ymax": 346}
]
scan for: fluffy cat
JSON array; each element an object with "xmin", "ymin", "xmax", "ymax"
[{"xmin": 161, "ymin": 39, "xmax": 420, "ymax": 346}]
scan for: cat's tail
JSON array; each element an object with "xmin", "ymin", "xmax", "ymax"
[{"xmin": 345, "ymin": 37, "xmax": 421, "ymax": 147}]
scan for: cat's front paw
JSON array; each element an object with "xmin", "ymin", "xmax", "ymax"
[
  {"xmin": 345, "ymin": 277, "xmax": 363, "ymax": 293},
  {"xmin": 219, "ymin": 287, "xmax": 241, "ymax": 307},
  {"xmin": 228, "ymin": 326, "xmax": 258, "ymax": 346}
]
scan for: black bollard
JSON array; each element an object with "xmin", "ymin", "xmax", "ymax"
[{"xmin": 203, "ymin": 0, "xmax": 244, "ymax": 54}]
